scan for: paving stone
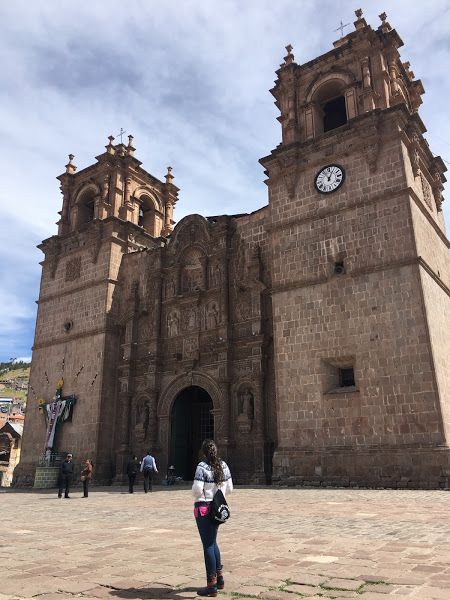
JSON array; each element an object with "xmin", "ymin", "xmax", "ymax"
[
  {"xmin": 360, "ymin": 594, "xmax": 403, "ymax": 600},
  {"xmin": 323, "ymin": 577, "xmax": 365, "ymax": 591},
  {"xmin": 284, "ymin": 583, "xmax": 319, "ymax": 595},
  {"xmin": 2, "ymin": 488, "xmax": 450, "ymax": 600},
  {"xmin": 233, "ymin": 585, "xmax": 268, "ymax": 595},
  {"xmin": 260, "ymin": 591, "xmax": 300, "ymax": 600},
  {"xmin": 290, "ymin": 574, "xmax": 328, "ymax": 586},
  {"xmin": 363, "ymin": 583, "xmax": 396, "ymax": 594},
  {"xmin": 56, "ymin": 578, "xmax": 99, "ymax": 593},
  {"xmin": 408, "ymin": 587, "xmax": 450, "ymax": 599}
]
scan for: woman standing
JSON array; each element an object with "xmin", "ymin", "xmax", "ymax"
[
  {"xmin": 192, "ymin": 439, "xmax": 233, "ymax": 597},
  {"xmin": 80, "ymin": 459, "xmax": 93, "ymax": 498}
]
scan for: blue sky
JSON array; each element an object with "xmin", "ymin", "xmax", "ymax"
[{"xmin": 1, "ymin": 0, "xmax": 449, "ymax": 362}]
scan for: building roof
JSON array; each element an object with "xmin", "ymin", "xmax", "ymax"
[{"xmin": 0, "ymin": 421, "xmax": 23, "ymax": 437}]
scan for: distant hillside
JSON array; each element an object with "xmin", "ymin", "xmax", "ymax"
[
  {"xmin": 0, "ymin": 363, "xmax": 30, "ymax": 402},
  {"xmin": 2, "ymin": 367, "xmax": 30, "ymax": 380}
]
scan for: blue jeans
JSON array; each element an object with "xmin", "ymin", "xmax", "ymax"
[{"xmin": 194, "ymin": 502, "xmax": 222, "ymax": 578}]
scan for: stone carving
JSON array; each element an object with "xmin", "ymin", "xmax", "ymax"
[
  {"xmin": 420, "ymin": 173, "xmax": 433, "ymax": 210},
  {"xmin": 361, "ymin": 57, "xmax": 371, "ymax": 88},
  {"xmin": 209, "ymin": 263, "xmax": 222, "ymax": 288},
  {"xmin": 65, "ymin": 256, "xmax": 81, "ymax": 282},
  {"xmin": 431, "ymin": 167, "xmax": 444, "ymax": 212},
  {"xmin": 138, "ymin": 317, "xmax": 153, "ymax": 342},
  {"xmin": 238, "ymin": 387, "xmax": 254, "ymax": 419},
  {"xmin": 167, "ymin": 311, "xmax": 179, "ymax": 337},
  {"xmin": 206, "ymin": 302, "xmax": 219, "ymax": 329},
  {"xmin": 187, "ymin": 307, "xmax": 198, "ymax": 331},
  {"xmin": 181, "ymin": 267, "xmax": 203, "ymax": 292},
  {"xmin": 236, "ymin": 387, "xmax": 254, "ymax": 433},
  {"xmin": 409, "ymin": 132, "xmax": 421, "ymax": 178},
  {"xmin": 183, "ymin": 335, "xmax": 199, "ymax": 359},
  {"xmin": 165, "ymin": 277, "xmax": 176, "ymax": 298},
  {"xmin": 102, "ymin": 175, "xmax": 110, "ymax": 201},
  {"xmin": 133, "ymin": 397, "xmax": 149, "ymax": 443}
]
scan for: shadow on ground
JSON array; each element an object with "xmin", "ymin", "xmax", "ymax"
[{"xmin": 110, "ymin": 586, "xmax": 197, "ymax": 599}]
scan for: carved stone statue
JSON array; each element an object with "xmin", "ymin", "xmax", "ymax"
[
  {"xmin": 209, "ymin": 264, "xmax": 222, "ymax": 288},
  {"xmin": 206, "ymin": 303, "xmax": 219, "ymax": 329},
  {"xmin": 238, "ymin": 387, "xmax": 254, "ymax": 419},
  {"xmin": 168, "ymin": 312, "xmax": 179, "ymax": 337},
  {"xmin": 165, "ymin": 278, "xmax": 176, "ymax": 298},
  {"xmin": 237, "ymin": 387, "xmax": 254, "ymax": 434}
]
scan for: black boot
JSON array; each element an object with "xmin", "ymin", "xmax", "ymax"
[
  {"xmin": 197, "ymin": 576, "xmax": 217, "ymax": 597},
  {"xmin": 216, "ymin": 567, "xmax": 224, "ymax": 590}
]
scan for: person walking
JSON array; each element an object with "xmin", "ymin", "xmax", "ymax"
[
  {"xmin": 140, "ymin": 450, "xmax": 158, "ymax": 493},
  {"xmin": 80, "ymin": 459, "xmax": 93, "ymax": 497},
  {"xmin": 58, "ymin": 453, "xmax": 74, "ymax": 498},
  {"xmin": 126, "ymin": 455, "xmax": 140, "ymax": 493},
  {"xmin": 192, "ymin": 439, "xmax": 233, "ymax": 597}
]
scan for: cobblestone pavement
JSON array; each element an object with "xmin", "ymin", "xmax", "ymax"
[{"xmin": 1, "ymin": 486, "xmax": 450, "ymax": 600}]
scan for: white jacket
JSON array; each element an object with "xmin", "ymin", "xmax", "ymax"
[{"xmin": 191, "ymin": 460, "xmax": 233, "ymax": 503}]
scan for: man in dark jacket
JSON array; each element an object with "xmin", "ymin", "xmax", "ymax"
[
  {"xmin": 58, "ymin": 453, "xmax": 74, "ymax": 498},
  {"xmin": 126, "ymin": 455, "xmax": 140, "ymax": 493}
]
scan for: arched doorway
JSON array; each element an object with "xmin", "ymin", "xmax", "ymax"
[{"xmin": 169, "ymin": 386, "xmax": 214, "ymax": 481}]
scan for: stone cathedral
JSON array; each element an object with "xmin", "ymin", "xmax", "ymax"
[{"xmin": 16, "ymin": 11, "xmax": 450, "ymax": 488}]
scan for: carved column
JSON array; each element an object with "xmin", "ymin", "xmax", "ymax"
[
  {"xmin": 360, "ymin": 57, "xmax": 375, "ymax": 112},
  {"xmin": 345, "ymin": 88, "xmax": 358, "ymax": 119}
]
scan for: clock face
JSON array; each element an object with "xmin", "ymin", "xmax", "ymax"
[{"xmin": 314, "ymin": 164, "xmax": 345, "ymax": 194}]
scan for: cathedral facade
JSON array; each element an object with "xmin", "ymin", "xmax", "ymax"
[{"xmin": 16, "ymin": 11, "xmax": 450, "ymax": 487}]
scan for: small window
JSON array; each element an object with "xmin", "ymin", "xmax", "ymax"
[
  {"xmin": 339, "ymin": 367, "xmax": 355, "ymax": 388},
  {"xmin": 322, "ymin": 357, "xmax": 357, "ymax": 394},
  {"xmin": 323, "ymin": 96, "xmax": 347, "ymax": 132}
]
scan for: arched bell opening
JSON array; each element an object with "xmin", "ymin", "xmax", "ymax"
[{"xmin": 76, "ymin": 191, "xmax": 96, "ymax": 226}]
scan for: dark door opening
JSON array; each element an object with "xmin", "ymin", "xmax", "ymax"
[{"xmin": 169, "ymin": 386, "xmax": 214, "ymax": 481}]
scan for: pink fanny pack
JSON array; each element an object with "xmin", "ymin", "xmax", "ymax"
[{"xmin": 194, "ymin": 504, "xmax": 210, "ymax": 518}]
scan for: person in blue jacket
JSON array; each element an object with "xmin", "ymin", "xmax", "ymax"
[{"xmin": 140, "ymin": 450, "xmax": 158, "ymax": 493}]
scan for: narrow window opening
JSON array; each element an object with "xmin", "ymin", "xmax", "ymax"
[
  {"xmin": 84, "ymin": 200, "xmax": 95, "ymax": 223},
  {"xmin": 339, "ymin": 367, "xmax": 355, "ymax": 388},
  {"xmin": 323, "ymin": 96, "xmax": 347, "ymax": 132}
]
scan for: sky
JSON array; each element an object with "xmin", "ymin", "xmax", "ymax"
[{"xmin": 1, "ymin": 0, "xmax": 449, "ymax": 362}]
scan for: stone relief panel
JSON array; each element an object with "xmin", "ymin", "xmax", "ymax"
[
  {"xmin": 165, "ymin": 276, "xmax": 176, "ymax": 299},
  {"xmin": 132, "ymin": 396, "xmax": 149, "ymax": 444},
  {"xmin": 185, "ymin": 306, "xmax": 198, "ymax": 332},
  {"xmin": 209, "ymin": 262, "xmax": 222, "ymax": 288},
  {"xmin": 65, "ymin": 256, "xmax": 82, "ymax": 282},
  {"xmin": 183, "ymin": 335, "xmax": 199, "ymax": 360},
  {"xmin": 138, "ymin": 315, "xmax": 153, "ymax": 342},
  {"xmin": 236, "ymin": 385, "xmax": 255, "ymax": 434},
  {"xmin": 167, "ymin": 310, "xmax": 180, "ymax": 337},
  {"xmin": 181, "ymin": 248, "xmax": 204, "ymax": 292},
  {"xmin": 206, "ymin": 301, "xmax": 220, "ymax": 329},
  {"xmin": 420, "ymin": 172, "xmax": 433, "ymax": 210}
]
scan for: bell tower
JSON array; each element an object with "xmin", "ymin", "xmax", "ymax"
[
  {"xmin": 261, "ymin": 10, "xmax": 450, "ymax": 487},
  {"xmin": 16, "ymin": 136, "xmax": 178, "ymax": 485}
]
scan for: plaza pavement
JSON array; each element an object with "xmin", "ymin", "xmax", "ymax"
[{"xmin": 1, "ymin": 485, "xmax": 450, "ymax": 600}]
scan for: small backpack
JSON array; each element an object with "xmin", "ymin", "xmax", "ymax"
[{"xmin": 209, "ymin": 488, "xmax": 230, "ymax": 525}]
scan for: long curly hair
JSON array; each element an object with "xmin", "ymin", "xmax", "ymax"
[{"xmin": 201, "ymin": 439, "xmax": 224, "ymax": 485}]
